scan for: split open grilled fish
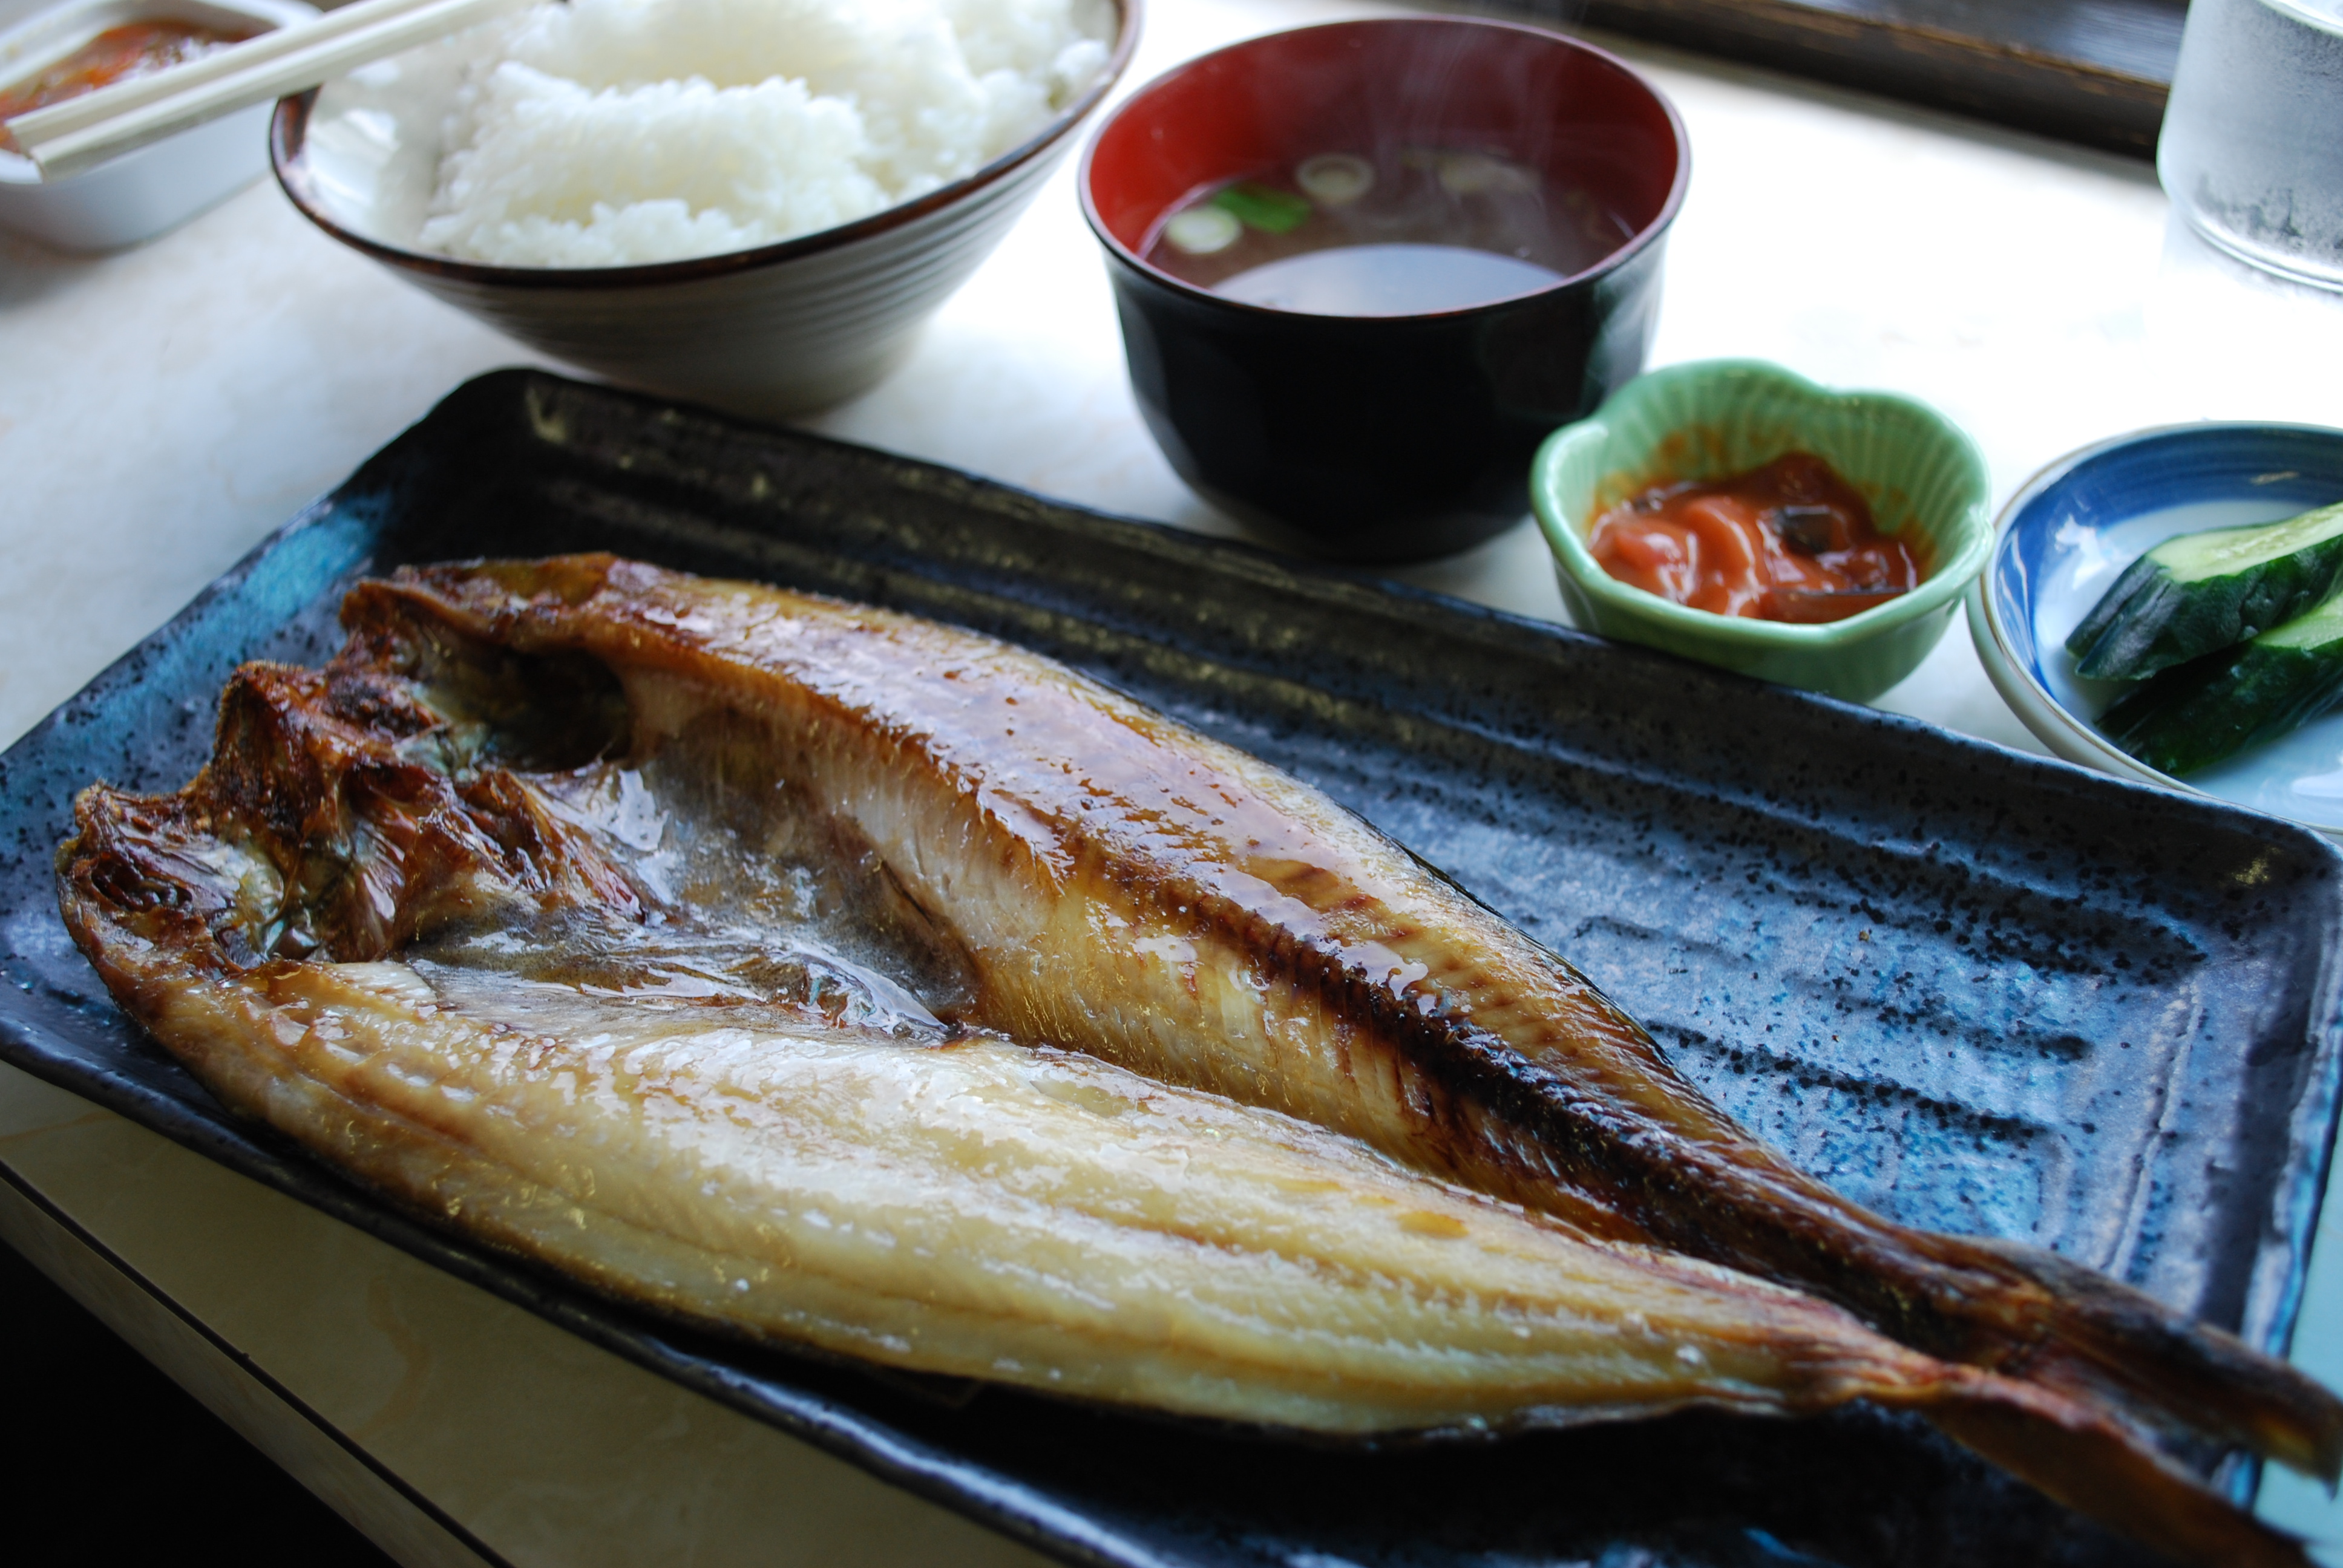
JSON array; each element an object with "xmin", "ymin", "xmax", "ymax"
[{"xmin": 57, "ymin": 555, "xmax": 2338, "ymax": 1567}]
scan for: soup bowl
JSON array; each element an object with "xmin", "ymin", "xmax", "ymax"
[
  {"xmin": 1080, "ymin": 17, "xmax": 1687, "ymax": 563},
  {"xmin": 270, "ymin": 0, "xmax": 1138, "ymax": 418}
]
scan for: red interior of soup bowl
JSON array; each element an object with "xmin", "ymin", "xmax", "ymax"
[{"xmin": 1083, "ymin": 18, "xmax": 1687, "ymax": 285}]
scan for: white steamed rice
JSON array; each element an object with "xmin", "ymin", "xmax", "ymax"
[{"xmin": 411, "ymin": 0, "xmax": 1112, "ymax": 267}]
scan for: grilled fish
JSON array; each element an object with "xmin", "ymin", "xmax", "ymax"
[
  {"xmin": 56, "ymin": 555, "xmax": 2334, "ymax": 1566},
  {"xmin": 61, "ymin": 917, "xmax": 2071, "ymax": 1437},
  {"xmin": 354, "ymin": 556, "xmax": 2339, "ymax": 1467}
]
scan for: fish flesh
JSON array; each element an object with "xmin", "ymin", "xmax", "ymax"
[
  {"xmin": 344, "ymin": 555, "xmax": 2339, "ymax": 1464},
  {"xmin": 54, "ymin": 555, "xmax": 2336, "ymax": 1566},
  {"xmin": 65, "ymin": 935, "xmax": 2077, "ymax": 1437}
]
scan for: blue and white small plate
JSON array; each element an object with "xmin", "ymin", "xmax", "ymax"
[{"xmin": 1970, "ymin": 422, "xmax": 2343, "ymax": 838}]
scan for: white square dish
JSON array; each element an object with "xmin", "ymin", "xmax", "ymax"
[{"xmin": 0, "ymin": 0, "xmax": 315, "ymax": 252}]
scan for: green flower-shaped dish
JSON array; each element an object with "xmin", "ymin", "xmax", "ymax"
[{"xmin": 1531, "ymin": 360, "xmax": 1993, "ymax": 702}]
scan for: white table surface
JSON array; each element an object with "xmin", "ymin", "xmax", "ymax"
[{"xmin": 7, "ymin": 1, "xmax": 2343, "ymax": 1562}]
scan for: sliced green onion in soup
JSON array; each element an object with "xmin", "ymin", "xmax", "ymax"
[
  {"xmin": 1211, "ymin": 182, "xmax": 1312, "ymax": 234},
  {"xmin": 1435, "ymin": 151, "xmax": 1539, "ymax": 196},
  {"xmin": 1164, "ymin": 206, "xmax": 1242, "ymax": 254},
  {"xmin": 1297, "ymin": 153, "xmax": 1374, "ymax": 206}
]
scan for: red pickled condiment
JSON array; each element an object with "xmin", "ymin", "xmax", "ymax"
[
  {"xmin": 0, "ymin": 21, "xmax": 249, "ymax": 154},
  {"xmin": 1588, "ymin": 451, "xmax": 1924, "ymax": 624}
]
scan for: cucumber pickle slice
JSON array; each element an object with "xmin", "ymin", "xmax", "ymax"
[
  {"xmin": 2065, "ymin": 500, "xmax": 2343, "ymax": 680},
  {"xmin": 2098, "ymin": 590, "xmax": 2343, "ymax": 776}
]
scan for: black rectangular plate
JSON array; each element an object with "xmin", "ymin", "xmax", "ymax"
[{"xmin": 3, "ymin": 370, "xmax": 2338, "ymax": 1568}]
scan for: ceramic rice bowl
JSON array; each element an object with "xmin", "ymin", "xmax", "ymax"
[{"xmin": 269, "ymin": 0, "xmax": 1138, "ymax": 418}]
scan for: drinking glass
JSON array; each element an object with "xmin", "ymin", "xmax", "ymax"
[{"xmin": 2158, "ymin": 0, "xmax": 2343, "ymax": 291}]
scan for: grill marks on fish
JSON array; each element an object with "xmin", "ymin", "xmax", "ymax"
[{"xmin": 47, "ymin": 554, "xmax": 2333, "ymax": 1568}]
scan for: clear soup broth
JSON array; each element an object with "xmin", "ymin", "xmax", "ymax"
[{"xmin": 1141, "ymin": 148, "xmax": 1633, "ymax": 316}]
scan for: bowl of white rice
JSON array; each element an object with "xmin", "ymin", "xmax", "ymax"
[{"xmin": 272, "ymin": 0, "xmax": 1135, "ymax": 415}]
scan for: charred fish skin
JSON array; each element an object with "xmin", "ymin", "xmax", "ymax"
[
  {"xmin": 373, "ymin": 555, "xmax": 2343, "ymax": 1481},
  {"xmin": 47, "ymin": 557, "xmax": 2322, "ymax": 1568}
]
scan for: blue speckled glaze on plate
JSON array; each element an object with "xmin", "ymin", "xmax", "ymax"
[{"xmin": 1971, "ymin": 423, "xmax": 2343, "ymax": 837}]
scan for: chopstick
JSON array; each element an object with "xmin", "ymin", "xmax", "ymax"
[{"xmin": 4, "ymin": 0, "xmax": 536, "ymax": 180}]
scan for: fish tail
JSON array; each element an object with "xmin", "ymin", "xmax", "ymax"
[
  {"xmin": 1546, "ymin": 1038, "xmax": 2343, "ymax": 1483},
  {"xmin": 1919, "ymin": 1371, "xmax": 2316, "ymax": 1568},
  {"xmin": 1962, "ymin": 1235, "xmax": 2343, "ymax": 1483},
  {"xmin": 1555, "ymin": 1114, "xmax": 2343, "ymax": 1483},
  {"xmin": 1738, "ymin": 1189, "xmax": 2343, "ymax": 1480}
]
